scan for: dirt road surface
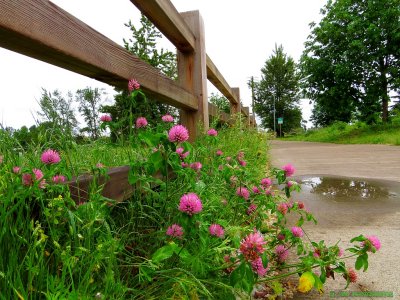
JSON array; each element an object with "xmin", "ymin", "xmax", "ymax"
[{"xmin": 270, "ymin": 141, "xmax": 400, "ymax": 300}]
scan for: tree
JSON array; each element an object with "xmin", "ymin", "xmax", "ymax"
[
  {"xmin": 37, "ymin": 89, "xmax": 78, "ymax": 136},
  {"xmin": 252, "ymin": 45, "xmax": 302, "ymax": 136},
  {"xmin": 301, "ymin": 0, "xmax": 400, "ymax": 125},
  {"xmin": 76, "ymin": 87, "xmax": 106, "ymax": 140},
  {"xmin": 102, "ymin": 14, "xmax": 177, "ymax": 140},
  {"xmin": 209, "ymin": 93, "xmax": 230, "ymax": 114}
]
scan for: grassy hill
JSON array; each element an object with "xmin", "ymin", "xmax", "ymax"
[{"xmin": 284, "ymin": 121, "xmax": 400, "ymax": 145}]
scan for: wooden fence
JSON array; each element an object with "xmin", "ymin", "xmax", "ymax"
[{"xmin": 0, "ymin": 0, "xmax": 256, "ymax": 201}]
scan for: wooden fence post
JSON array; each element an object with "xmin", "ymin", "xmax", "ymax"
[
  {"xmin": 177, "ymin": 11, "xmax": 208, "ymax": 141},
  {"xmin": 231, "ymin": 87, "xmax": 241, "ymax": 115},
  {"xmin": 243, "ymin": 106, "xmax": 250, "ymax": 127}
]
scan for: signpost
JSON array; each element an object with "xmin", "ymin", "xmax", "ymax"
[{"xmin": 277, "ymin": 117, "xmax": 283, "ymax": 137}]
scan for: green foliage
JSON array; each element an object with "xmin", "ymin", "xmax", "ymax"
[
  {"xmin": 284, "ymin": 121, "xmax": 400, "ymax": 145},
  {"xmin": 37, "ymin": 89, "xmax": 78, "ymax": 136},
  {"xmin": 0, "ymin": 87, "xmax": 380, "ymax": 298},
  {"xmin": 75, "ymin": 87, "xmax": 106, "ymax": 140},
  {"xmin": 102, "ymin": 14, "xmax": 178, "ymax": 141},
  {"xmin": 209, "ymin": 92, "xmax": 230, "ymax": 114},
  {"xmin": 301, "ymin": 0, "xmax": 400, "ymax": 125},
  {"xmin": 252, "ymin": 44, "xmax": 302, "ymax": 136}
]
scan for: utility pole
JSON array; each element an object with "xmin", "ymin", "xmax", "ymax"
[
  {"xmin": 273, "ymin": 94, "xmax": 276, "ymax": 136},
  {"xmin": 250, "ymin": 76, "xmax": 255, "ymax": 115}
]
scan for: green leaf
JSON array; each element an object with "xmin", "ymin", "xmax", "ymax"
[
  {"xmin": 355, "ymin": 255, "xmax": 364, "ymax": 270},
  {"xmin": 297, "ymin": 216, "xmax": 304, "ymax": 227},
  {"xmin": 350, "ymin": 235, "xmax": 366, "ymax": 243},
  {"xmin": 312, "ymin": 272, "xmax": 324, "ymax": 293},
  {"xmin": 152, "ymin": 242, "xmax": 180, "ymax": 264},
  {"xmin": 230, "ymin": 262, "xmax": 255, "ymax": 294},
  {"xmin": 139, "ymin": 265, "xmax": 154, "ymax": 283}
]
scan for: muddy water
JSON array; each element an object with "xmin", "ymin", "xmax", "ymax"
[{"xmin": 292, "ymin": 176, "xmax": 400, "ymax": 227}]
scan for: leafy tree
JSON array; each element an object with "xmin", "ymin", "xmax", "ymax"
[
  {"xmin": 209, "ymin": 93, "xmax": 230, "ymax": 114},
  {"xmin": 301, "ymin": 0, "xmax": 400, "ymax": 125},
  {"xmin": 102, "ymin": 14, "xmax": 177, "ymax": 141},
  {"xmin": 37, "ymin": 89, "xmax": 78, "ymax": 136},
  {"xmin": 76, "ymin": 87, "xmax": 106, "ymax": 140},
  {"xmin": 252, "ymin": 45, "xmax": 302, "ymax": 136}
]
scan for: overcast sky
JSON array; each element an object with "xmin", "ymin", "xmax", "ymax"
[{"xmin": 0, "ymin": 0, "xmax": 326, "ymax": 129}]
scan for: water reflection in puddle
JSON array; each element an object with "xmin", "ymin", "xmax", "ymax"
[{"xmin": 297, "ymin": 176, "xmax": 400, "ymax": 202}]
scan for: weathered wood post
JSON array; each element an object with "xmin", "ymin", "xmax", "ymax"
[
  {"xmin": 243, "ymin": 106, "xmax": 250, "ymax": 127},
  {"xmin": 177, "ymin": 11, "xmax": 208, "ymax": 141},
  {"xmin": 231, "ymin": 87, "xmax": 241, "ymax": 126}
]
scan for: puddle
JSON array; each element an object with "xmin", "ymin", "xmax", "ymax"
[
  {"xmin": 289, "ymin": 176, "xmax": 400, "ymax": 227},
  {"xmin": 296, "ymin": 176, "xmax": 400, "ymax": 202}
]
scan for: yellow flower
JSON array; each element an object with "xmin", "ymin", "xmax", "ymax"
[{"xmin": 298, "ymin": 271, "xmax": 315, "ymax": 293}]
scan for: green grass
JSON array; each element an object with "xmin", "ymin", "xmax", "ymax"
[{"xmin": 284, "ymin": 121, "xmax": 400, "ymax": 145}]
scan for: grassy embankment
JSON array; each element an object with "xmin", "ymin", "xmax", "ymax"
[{"xmin": 284, "ymin": 121, "xmax": 400, "ymax": 145}]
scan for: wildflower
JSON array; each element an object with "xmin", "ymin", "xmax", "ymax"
[
  {"xmin": 166, "ymin": 224, "xmax": 184, "ymax": 238},
  {"xmin": 207, "ymin": 128, "xmax": 218, "ymax": 136},
  {"xmin": 176, "ymin": 147, "xmax": 189, "ymax": 160},
  {"xmin": 313, "ymin": 249, "xmax": 321, "ymax": 258},
  {"xmin": 33, "ymin": 168, "xmax": 44, "ymax": 181},
  {"xmin": 221, "ymin": 198, "xmax": 228, "ymax": 206},
  {"xmin": 218, "ymin": 165, "xmax": 223, "ymax": 171},
  {"xmin": 96, "ymin": 163, "xmax": 104, "ymax": 168},
  {"xmin": 252, "ymin": 186, "xmax": 260, "ymax": 194},
  {"xmin": 275, "ymin": 245, "xmax": 289, "ymax": 262},
  {"xmin": 128, "ymin": 78, "xmax": 140, "ymax": 92},
  {"xmin": 237, "ymin": 151, "xmax": 245, "ymax": 159},
  {"xmin": 230, "ymin": 176, "xmax": 238, "ymax": 185},
  {"xmin": 226, "ymin": 156, "xmax": 232, "ymax": 162},
  {"xmin": 283, "ymin": 163, "xmax": 295, "ymax": 177},
  {"xmin": 23, "ymin": 169, "xmax": 45, "ymax": 188},
  {"xmin": 41, "ymin": 149, "xmax": 61, "ymax": 165},
  {"xmin": 265, "ymin": 188, "xmax": 273, "ymax": 196},
  {"xmin": 291, "ymin": 226, "xmax": 304, "ymax": 238},
  {"xmin": 298, "ymin": 272, "xmax": 315, "ymax": 293},
  {"xmin": 277, "ymin": 233, "xmax": 286, "ymax": 241},
  {"xmin": 343, "ymin": 268, "xmax": 357, "ymax": 283},
  {"xmin": 238, "ymin": 160, "xmax": 247, "ymax": 167},
  {"xmin": 22, "ymin": 173, "xmax": 33, "ymax": 186},
  {"xmin": 338, "ymin": 248, "xmax": 344, "ymax": 257},
  {"xmin": 168, "ymin": 125, "xmax": 189, "ymax": 143},
  {"xmin": 247, "ymin": 203, "xmax": 257, "ymax": 215},
  {"xmin": 216, "ymin": 149, "xmax": 223, "ymax": 156},
  {"xmin": 209, "ymin": 224, "xmax": 224, "ymax": 238},
  {"xmin": 52, "ymin": 175, "xmax": 66, "ymax": 184},
  {"xmin": 136, "ymin": 117, "xmax": 148, "ymax": 128},
  {"xmin": 287, "ymin": 180, "xmax": 296, "ymax": 188},
  {"xmin": 161, "ymin": 114, "xmax": 174, "ymax": 122},
  {"xmin": 239, "ymin": 231, "xmax": 266, "ymax": 261},
  {"xmin": 13, "ymin": 166, "xmax": 21, "ymax": 174},
  {"xmin": 277, "ymin": 203, "xmax": 288, "ymax": 215},
  {"xmin": 181, "ymin": 162, "xmax": 188, "ymax": 168},
  {"xmin": 236, "ymin": 187, "xmax": 250, "ymax": 200},
  {"xmin": 251, "ymin": 257, "xmax": 268, "ymax": 277},
  {"xmin": 362, "ymin": 235, "xmax": 381, "ymax": 252},
  {"xmin": 100, "ymin": 114, "xmax": 112, "ymax": 122},
  {"xmin": 296, "ymin": 201, "xmax": 305, "ymax": 209},
  {"xmin": 261, "ymin": 178, "xmax": 272, "ymax": 187},
  {"xmin": 178, "ymin": 193, "xmax": 202, "ymax": 216},
  {"xmin": 190, "ymin": 162, "xmax": 202, "ymax": 171}
]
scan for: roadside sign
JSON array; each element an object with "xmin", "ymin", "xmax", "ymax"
[{"xmin": 277, "ymin": 117, "xmax": 283, "ymax": 124}]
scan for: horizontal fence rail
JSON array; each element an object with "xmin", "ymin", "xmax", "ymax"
[{"xmin": 0, "ymin": 0, "xmax": 198, "ymax": 111}]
